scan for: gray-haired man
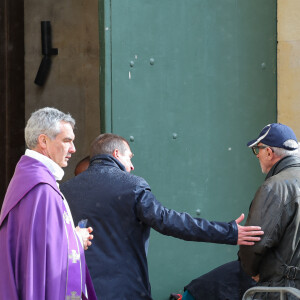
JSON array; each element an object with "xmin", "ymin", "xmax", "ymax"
[
  {"xmin": 239, "ymin": 123, "xmax": 300, "ymax": 298},
  {"xmin": 0, "ymin": 107, "xmax": 96, "ymax": 300},
  {"xmin": 182, "ymin": 123, "xmax": 300, "ymax": 300}
]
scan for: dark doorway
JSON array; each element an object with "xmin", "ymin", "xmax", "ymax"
[{"xmin": 0, "ymin": 0, "xmax": 25, "ymax": 206}]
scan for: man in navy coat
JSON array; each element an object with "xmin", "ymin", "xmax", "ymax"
[{"xmin": 61, "ymin": 133, "xmax": 263, "ymax": 300}]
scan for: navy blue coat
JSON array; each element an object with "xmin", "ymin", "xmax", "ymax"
[{"xmin": 61, "ymin": 155, "xmax": 238, "ymax": 300}]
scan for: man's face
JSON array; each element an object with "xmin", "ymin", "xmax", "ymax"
[
  {"xmin": 118, "ymin": 143, "xmax": 134, "ymax": 172},
  {"xmin": 256, "ymin": 143, "xmax": 272, "ymax": 174},
  {"xmin": 45, "ymin": 121, "xmax": 76, "ymax": 167}
]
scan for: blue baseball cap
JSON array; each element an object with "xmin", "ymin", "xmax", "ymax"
[{"xmin": 247, "ymin": 123, "xmax": 298, "ymax": 150}]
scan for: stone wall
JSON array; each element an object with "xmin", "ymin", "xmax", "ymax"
[
  {"xmin": 278, "ymin": 0, "xmax": 300, "ymax": 136},
  {"xmin": 24, "ymin": 0, "xmax": 100, "ymax": 180}
]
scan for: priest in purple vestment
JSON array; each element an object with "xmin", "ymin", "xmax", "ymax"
[{"xmin": 0, "ymin": 107, "xmax": 97, "ymax": 300}]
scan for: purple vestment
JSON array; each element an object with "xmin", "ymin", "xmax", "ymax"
[{"xmin": 0, "ymin": 155, "xmax": 97, "ymax": 300}]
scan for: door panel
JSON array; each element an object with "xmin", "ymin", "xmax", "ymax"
[{"xmin": 100, "ymin": 1, "xmax": 276, "ymax": 298}]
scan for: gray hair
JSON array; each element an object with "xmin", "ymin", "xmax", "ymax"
[
  {"xmin": 262, "ymin": 142, "xmax": 299, "ymax": 157},
  {"xmin": 90, "ymin": 133, "xmax": 129, "ymax": 158},
  {"xmin": 25, "ymin": 107, "xmax": 75, "ymax": 149}
]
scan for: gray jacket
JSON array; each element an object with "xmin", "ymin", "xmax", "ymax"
[{"xmin": 239, "ymin": 155, "xmax": 300, "ymax": 292}]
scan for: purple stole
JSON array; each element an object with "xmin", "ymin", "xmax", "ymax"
[
  {"xmin": 62, "ymin": 199, "xmax": 86, "ymax": 300},
  {"xmin": 0, "ymin": 156, "xmax": 97, "ymax": 300}
]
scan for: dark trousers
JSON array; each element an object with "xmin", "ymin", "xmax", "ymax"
[{"xmin": 184, "ymin": 260, "xmax": 256, "ymax": 300}]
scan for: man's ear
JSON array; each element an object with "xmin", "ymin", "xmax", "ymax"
[
  {"xmin": 267, "ymin": 147, "xmax": 274, "ymax": 159},
  {"xmin": 112, "ymin": 149, "xmax": 119, "ymax": 159},
  {"xmin": 37, "ymin": 134, "xmax": 48, "ymax": 150}
]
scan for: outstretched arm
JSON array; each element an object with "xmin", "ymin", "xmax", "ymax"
[
  {"xmin": 136, "ymin": 187, "xmax": 252, "ymax": 245},
  {"xmin": 235, "ymin": 213, "xmax": 263, "ymax": 246}
]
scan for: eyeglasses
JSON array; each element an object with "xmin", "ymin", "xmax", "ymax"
[{"xmin": 251, "ymin": 145, "xmax": 274, "ymax": 155}]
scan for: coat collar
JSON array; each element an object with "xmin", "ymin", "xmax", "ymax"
[
  {"xmin": 90, "ymin": 154, "xmax": 126, "ymax": 172},
  {"xmin": 265, "ymin": 155, "xmax": 300, "ymax": 180}
]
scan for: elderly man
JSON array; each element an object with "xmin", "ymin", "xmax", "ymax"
[
  {"xmin": 239, "ymin": 123, "xmax": 300, "ymax": 298},
  {"xmin": 182, "ymin": 123, "xmax": 300, "ymax": 300},
  {"xmin": 0, "ymin": 107, "xmax": 96, "ymax": 300},
  {"xmin": 61, "ymin": 133, "xmax": 263, "ymax": 300}
]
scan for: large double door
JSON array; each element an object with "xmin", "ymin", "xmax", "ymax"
[{"xmin": 99, "ymin": 1, "xmax": 276, "ymax": 298}]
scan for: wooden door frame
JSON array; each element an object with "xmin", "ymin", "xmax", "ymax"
[{"xmin": 0, "ymin": 0, "xmax": 25, "ymax": 206}]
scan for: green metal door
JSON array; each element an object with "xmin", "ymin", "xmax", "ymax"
[{"xmin": 99, "ymin": 1, "xmax": 276, "ymax": 298}]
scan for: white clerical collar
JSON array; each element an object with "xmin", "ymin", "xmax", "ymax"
[{"xmin": 25, "ymin": 149, "xmax": 64, "ymax": 181}]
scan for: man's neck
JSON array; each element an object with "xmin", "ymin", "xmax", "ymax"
[
  {"xmin": 266, "ymin": 156, "xmax": 283, "ymax": 174},
  {"xmin": 25, "ymin": 149, "xmax": 64, "ymax": 181}
]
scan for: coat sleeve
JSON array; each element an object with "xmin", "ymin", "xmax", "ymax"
[
  {"xmin": 135, "ymin": 182, "xmax": 238, "ymax": 245},
  {"xmin": 15, "ymin": 183, "xmax": 68, "ymax": 300},
  {"xmin": 238, "ymin": 183, "xmax": 289, "ymax": 276}
]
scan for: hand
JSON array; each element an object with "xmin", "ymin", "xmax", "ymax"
[
  {"xmin": 252, "ymin": 274, "xmax": 260, "ymax": 282},
  {"xmin": 235, "ymin": 213, "xmax": 264, "ymax": 245},
  {"xmin": 76, "ymin": 226, "xmax": 94, "ymax": 250}
]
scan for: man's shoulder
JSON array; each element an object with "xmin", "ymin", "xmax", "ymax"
[
  {"xmin": 0, "ymin": 156, "xmax": 60, "ymax": 227},
  {"xmin": 256, "ymin": 168, "xmax": 300, "ymax": 205},
  {"xmin": 126, "ymin": 172, "xmax": 150, "ymax": 188},
  {"xmin": 61, "ymin": 166, "xmax": 150, "ymax": 190},
  {"xmin": 265, "ymin": 166, "xmax": 300, "ymax": 186},
  {"xmin": 103, "ymin": 167, "xmax": 150, "ymax": 189},
  {"xmin": 16, "ymin": 155, "xmax": 56, "ymax": 181},
  {"xmin": 267, "ymin": 156, "xmax": 300, "ymax": 184}
]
